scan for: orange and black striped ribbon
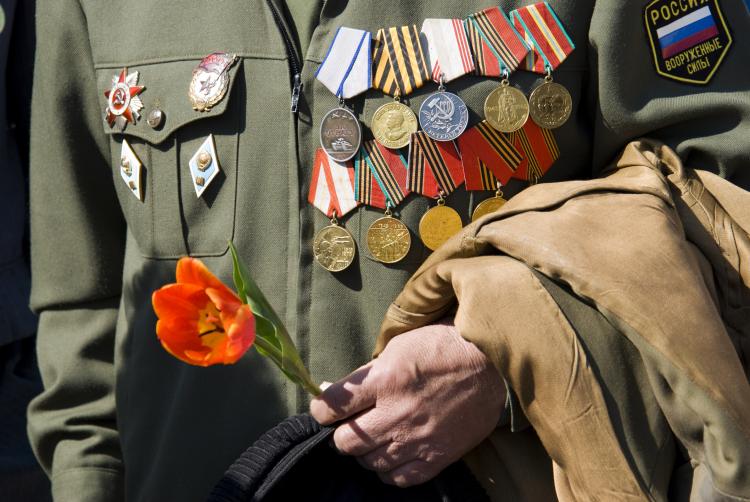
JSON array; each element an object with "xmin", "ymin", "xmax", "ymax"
[
  {"xmin": 509, "ymin": 120, "xmax": 559, "ymax": 183},
  {"xmin": 372, "ymin": 26, "xmax": 430, "ymax": 97},
  {"xmin": 466, "ymin": 7, "xmax": 530, "ymax": 77},
  {"xmin": 457, "ymin": 120, "xmax": 522, "ymax": 190},
  {"xmin": 408, "ymin": 132, "xmax": 464, "ymax": 197},
  {"xmin": 354, "ymin": 148, "xmax": 388, "ymax": 209},
  {"xmin": 361, "ymin": 140, "xmax": 410, "ymax": 207}
]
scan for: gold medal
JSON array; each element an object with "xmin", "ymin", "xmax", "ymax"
[
  {"xmin": 528, "ymin": 72, "xmax": 572, "ymax": 129},
  {"xmin": 472, "ymin": 184, "xmax": 507, "ymax": 222},
  {"xmin": 313, "ymin": 219, "xmax": 356, "ymax": 273},
  {"xmin": 371, "ymin": 100, "xmax": 418, "ymax": 150},
  {"xmin": 419, "ymin": 194, "xmax": 463, "ymax": 251},
  {"xmin": 366, "ymin": 209, "xmax": 411, "ymax": 264},
  {"xmin": 484, "ymin": 78, "xmax": 529, "ymax": 133}
]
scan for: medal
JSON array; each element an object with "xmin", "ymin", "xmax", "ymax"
[
  {"xmin": 104, "ymin": 68, "xmax": 145, "ymax": 130},
  {"xmin": 313, "ymin": 215, "xmax": 357, "ymax": 273},
  {"xmin": 316, "ymin": 28, "xmax": 372, "ymax": 162},
  {"xmin": 366, "ymin": 206, "xmax": 411, "ymax": 264},
  {"xmin": 120, "ymin": 139, "xmax": 143, "ymax": 200},
  {"xmin": 371, "ymin": 100, "xmax": 418, "ymax": 150},
  {"xmin": 419, "ymin": 192, "xmax": 463, "ymax": 251},
  {"xmin": 419, "ymin": 79, "xmax": 469, "ymax": 142},
  {"xmin": 308, "ymin": 149, "xmax": 359, "ymax": 272},
  {"xmin": 528, "ymin": 69, "xmax": 572, "ymax": 129},
  {"xmin": 472, "ymin": 183, "xmax": 507, "ymax": 222},
  {"xmin": 510, "ymin": 3, "xmax": 575, "ymax": 128},
  {"xmin": 418, "ymin": 18, "xmax": 473, "ymax": 141},
  {"xmin": 370, "ymin": 25, "xmax": 430, "ymax": 149},
  {"xmin": 484, "ymin": 74, "xmax": 529, "ymax": 133},
  {"xmin": 189, "ymin": 52, "xmax": 237, "ymax": 112},
  {"xmin": 355, "ymin": 141, "xmax": 412, "ymax": 264},
  {"xmin": 320, "ymin": 105, "xmax": 362, "ymax": 162}
]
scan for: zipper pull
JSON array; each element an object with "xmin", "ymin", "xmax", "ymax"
[{"xmin": 290, "ymin": 73, "xmax": 302, "ymax": 113}]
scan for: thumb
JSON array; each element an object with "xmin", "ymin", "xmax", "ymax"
[{"xmin": 310, "ymin": 361, "xmax": 377, "ymax": 425}]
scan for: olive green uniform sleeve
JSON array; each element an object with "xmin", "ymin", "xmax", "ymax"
[
  {"xmin": 587, "ymin": 1, "xmax": 750, "ymax": 187},
  {"xmin": 27, "ymin": 0, "xmax": 127, "ymax": 500}
]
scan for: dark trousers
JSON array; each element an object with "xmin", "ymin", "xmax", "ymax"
[{"xmin": 0, "ymin": 337, "xmax": 51, "ymax": 502}]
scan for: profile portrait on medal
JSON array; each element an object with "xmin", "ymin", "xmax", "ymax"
[{"xmin": 383, "ymin": 110, "xmax": 408, "ymax": 142}]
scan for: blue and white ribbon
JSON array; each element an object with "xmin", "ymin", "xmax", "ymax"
[{"xmin": 316, "ymin": 27, "xmax": 372, "ymax": 99}]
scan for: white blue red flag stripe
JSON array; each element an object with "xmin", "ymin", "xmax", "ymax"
[{"xmin": 657, "ymin": 6, "xmax": 718, "ymax": 59}]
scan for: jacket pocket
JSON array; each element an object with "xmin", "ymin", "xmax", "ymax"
[{"xmin": 97, "ymin": 58, "xmax": 242, "ymax": 259}]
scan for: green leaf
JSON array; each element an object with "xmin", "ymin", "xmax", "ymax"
[
  {"xmin": 229, "ymin": 242, "xmax": 249, "ymax": 305},
  {"xmin": 229, "ymin": 240, "xmax": 321, "ymax": 396}
]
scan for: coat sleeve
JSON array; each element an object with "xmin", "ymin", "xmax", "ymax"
[
  {"xmin": 27, "ymin": 0, "xmax": 127, "ymax": 500},
  {"xmin": 586, "ymin": 0, "xmax": 750, "ymax": 187}
]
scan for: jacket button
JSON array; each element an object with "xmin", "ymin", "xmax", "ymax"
[{"xmin": 147, "ymin": 109, "xmax": 164, "ymax": 129}]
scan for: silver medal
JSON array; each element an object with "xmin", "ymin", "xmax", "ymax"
[
  {"xmin": 418, "ymin": 91, "xmax": 468, "ymax": 142},
  {"xmin": 319, "ymin": 106, "xmax": 361, "ymax": 162}
]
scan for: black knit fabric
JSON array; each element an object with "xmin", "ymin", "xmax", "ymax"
[{"xmin": 208, "ymin": 414, "xmax": 489, "ymax": 502}]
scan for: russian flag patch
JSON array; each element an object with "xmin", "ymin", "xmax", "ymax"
[{"xmin": 644, "ymin": 0, "xmax": 732, "ymax": 85}]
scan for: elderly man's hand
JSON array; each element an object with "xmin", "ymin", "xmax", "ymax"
[{"xmin": 309, "ymin": 321, "xmax": 505, "ymax": 487}]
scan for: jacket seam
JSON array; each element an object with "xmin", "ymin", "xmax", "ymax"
[{"xmin": 94, "ymin": 53, "xmax": 287, "ymax": 70}]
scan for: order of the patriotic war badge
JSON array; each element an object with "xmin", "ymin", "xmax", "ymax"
[{"xmin": 644, "ymin": 0, "xmax": 732, "ymax": 85}]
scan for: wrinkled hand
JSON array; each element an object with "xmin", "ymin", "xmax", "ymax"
[{"xmin": 310, "ymin": 321, "xmax": 505, "ymax": 487}]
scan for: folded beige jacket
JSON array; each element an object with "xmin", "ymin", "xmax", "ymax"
[{"xmin": 375, "ymin": 140, "xmax": 750, "ymax": 501}]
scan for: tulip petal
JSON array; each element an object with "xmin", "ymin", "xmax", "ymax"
[
  {"xmin": 176, "ymin": 257, "xmax": 225, "ymax": 290},
  {"xmin": 153, "ymin": 283, "xmax": 208, "ymax": 321}
]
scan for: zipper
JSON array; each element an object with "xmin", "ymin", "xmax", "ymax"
[{"xmin": 265, "ymin": 0, "xmax": 303, "ymax": 113}]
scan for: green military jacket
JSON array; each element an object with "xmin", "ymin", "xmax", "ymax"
[{"xmin": 28, "ymin": 0, "xmax": 749, "ymax": 501}]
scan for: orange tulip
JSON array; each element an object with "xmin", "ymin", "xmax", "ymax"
[{"xmin": 152, "ymin": 257, "xmax": 255, "ymax": 366}]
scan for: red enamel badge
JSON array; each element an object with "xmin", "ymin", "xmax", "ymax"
[{"xmin": 104, "ymin": 68, "xmax": 145, "ymax": 129}]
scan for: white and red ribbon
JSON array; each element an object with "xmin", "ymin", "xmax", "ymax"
[
  {"xmin": 421, "ymin": 19, "xmax": 475, "ymax": 83},
  {"xmin": 308, "ymin": 149, "xmax": 359, "ymax": 218}
]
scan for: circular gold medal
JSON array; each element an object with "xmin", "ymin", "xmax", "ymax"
[
  {"xmin": 528, "ymin": 81, "xmax": 572, "ymax": 129},
  {"xmin": 419, "ymin": 205, "xmax": 463, "ymax": 251},
  {"xmin": 371, "ymin": 102, "xmax": 418, "ymax": 149},
  {"xmin": 471, "ymin": 196, "xmax": 507, "ymax": 222},
  {"xmin": 484, "ymin": 83, "xmax": 529, "ymax": 133},
  {"xmin": 366, "ymin": 216, "xmax": 411, "ymax": 264},
  {"xmin": 313, "ymin": 225, "xmax": 356, "ymax": 272}
]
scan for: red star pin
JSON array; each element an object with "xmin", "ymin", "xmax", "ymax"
[{"xmin": 104, "ymin": 68, "xmax": 145, "ymax": 129}]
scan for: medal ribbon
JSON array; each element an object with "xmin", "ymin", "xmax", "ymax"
[
  {"xmin": 316, "ymin": 27, "xmax": 373, "ymax": 99},
  {"xmin": 355, "ymin": 149, "xmax": 388, "ymax": 209},
  {"xmin": 372, "ymin": 26, "xmax": 431, "ymax": 96},
  {"xmin": 457, "ymin": 121, "xmax": 522, "ymax": 189},
  {"xmin": 510, "ymin": 2, "xmax": 575, "ymax": 73},
  {"xmin": 361, "ymin": 140, "xmax": 410, "ymax": 207},
  {"xmin": 408, "ymin": 132, "xmax": 464, "ymax": 196},
  {"xmin": 465, "ymin": 7, "xmax": 530, "ymax": 77},
  {"xmin": 509, "ymin": 121, "xmax": 559, "ymax": 183},
  {"xmin": 308, "ymin": 149, "xmax": 359, "ymax": 218},
  {"xmin": 421, "ymin": 19, "xmax": 475, "ymax": 83}
]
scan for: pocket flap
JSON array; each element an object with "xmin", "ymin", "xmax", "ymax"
[{"xmin": 96, "ymin": 57, "xmax": 241, "ymax": 145}]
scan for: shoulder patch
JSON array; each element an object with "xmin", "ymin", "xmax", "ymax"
[{"xmin": 644, "ymin": 0, "xmax": 732, "ymax": 85}]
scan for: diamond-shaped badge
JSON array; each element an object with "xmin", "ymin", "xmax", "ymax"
[
  {"xmin": 120, "ymin": 139, "xmax": 143, "ymax": 200},
  {"xmin": 189, "ymin": 134, "xmax": 221, "ymax": 197}
]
